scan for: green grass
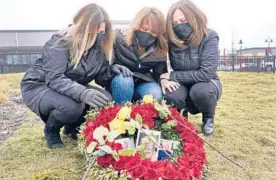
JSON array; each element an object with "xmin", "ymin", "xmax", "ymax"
[{"xmin": 0, "ymin": 72, "xmax": 276, "ymax": 180}]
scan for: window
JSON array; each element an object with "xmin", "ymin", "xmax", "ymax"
[
  {"xmin": 4, "ymin": 55, "xmax": 13, "ymax": 65},
  {"xmin": 0, "ymin": 55, "xmax": 4, "ymax": 65},
  {"xmin": 30, "ymin": 54, "xmax": 39, "ymax": 64},
  {"xmin": 13, "ymin": 54, "xmax": 22, "ymax": 65},
  {"xmin": 22, "ymin": 54, "xmax": 31, "ymax": 64}
]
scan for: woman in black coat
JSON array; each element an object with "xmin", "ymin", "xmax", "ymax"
[
  {"xmin": 160, "ymin": 0, "xmax": 222, "ymax": 136},
  {"xmin": 110, "ymin": 7, "xmax": 179, "ymax": 104},
  {"xmin": 20, "ymin": 3, "xmax": 128, "ymax": 149}
]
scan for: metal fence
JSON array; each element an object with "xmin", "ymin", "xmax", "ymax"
[
  {"xmin": 1, "ymin": 53, "xmax": 276, "ymax": 74},
  {"xmin": 218, "ymin": 56, "xmax": 276, "ymax": 73}
]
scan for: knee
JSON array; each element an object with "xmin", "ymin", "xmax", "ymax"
[
  {"xmin": 164, "ymin": 91, "xmax": 181, "ymax": 104},
  {"xmin": 111, "ymin": 74, "xmax": 134, "ymax": 88},
  {"xmin": 145, "ymin": 84, "xmax": 163, "ymax": 102},
  {"xmin": 56, "ymin": 102, "xmax": 85, "ymax": 123},
  {"xmin": 189, "ymin": 83, "xmax": 217, "ymax": 104},
  {"xmin": 164, "ymin": 85, "xmax": 187, "ymax": 104}
]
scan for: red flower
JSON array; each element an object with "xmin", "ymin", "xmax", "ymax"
[
  {"xmin": 130, "ymin": 165, "xmax": 147, "ymax": 179},
  {"xmin": 97, "ymin": 155, "xmax": 115, "ymax": 168},
  {"xmin": 125, "ymin": 154, "xmax": 142, "ymax": 171},
  {"xmin": 161, "ymin": 167, "xmax": 179, "ymax": 180},
  {"xmin": 192, "ymin": 162, "xmax": 203, "ymax": 179},
  {"xmin": 184, "ymin": 143, "xmax": 199, "ymax": 155},
  {"xmin": 180, "ymin": 129, "xmax": 198, "ymax": 144},
  {"xmin": 130, "ymin": 104, "xmax": 158, "ymax": 127},
  {"xmin": 141, "ymin": 158, "xmax": 151, "ymax": 168},
  {"xmin": 143, "ymin": 117, "xmax": 155, "ymax": 128},
  {"xmin": 148, "ymin": 161, "xmax": 166, "ymax": 175},
  {"xmin": 178, "ymin": 167, "xmax": 191, "ymax": 180},
  {"xmin": 165, "ymin": 161, "xmax": 179, "ymax": 171},
  {"xmin": 106, "ymin": 141, "xmax": 123, "ymax": 151},
  {"xmin": 177, "ymin": 156, "xmax": 192, "ymax": 169},
  {"xmin": 114, "ymin": 157, "xmax": 128, "ymax": 171},
  {"xmin": 170, "ymin": 108, "xmax": 180, "ymax": 116},
  {"xmin": 144, "ymin": 168, "xmax": 158, "ymax": 180}
]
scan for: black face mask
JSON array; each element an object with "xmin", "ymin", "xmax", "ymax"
[
  {"xmin": 173, "ymin": 23, "xmax": 193, "ymax": 41},
  {"xmin": 135, "ymin": 30, "xmax": 157, "ymax": 48},
  {"xmin": 94, "ymin": 33, "xmax": 106, "ymax": 48}
]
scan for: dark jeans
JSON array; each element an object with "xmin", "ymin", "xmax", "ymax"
[
  {"xmin": 39, "ymin": 85, "xmax": 112, "ymax": 125},
  {"xmin": 164, "ymin": 81, "xmax": 222, "ymax": 117},
  {"xmin": 111, "ymin": 74, "xmax": 163, "ymax": 104}
]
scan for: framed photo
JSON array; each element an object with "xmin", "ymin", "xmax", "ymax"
[
  {"xmin": 171, "ymin": 140, "xmax": 180, "ymax": 150},
  {"xmin": 157, "ymin": 150, "xmax": 172, "ymax": 161},
  {"xmin": 115, "ymin": 137, "xmax": 135, "ymax": 150},
  {"xmin": 136, "ymin": 129, "xmax": 161, "ymax": 161},
  {"xmin": 160, "ymin": 139, "xmax": 173, "ymax": 152},
  {"xmin": 160, "ymin": 139, "xmax": 180, "ymax": 153}
]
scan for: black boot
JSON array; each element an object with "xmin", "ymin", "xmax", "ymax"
[
  {"xmin": 63, "ymin": 116, "xmax": 85, "ymax": 140},
  {"xmin": 202, "ymin": 112, "xmax": 215, "ymax": 136},
  {"xmin": 63, "ymin": 125, "xmax": 79, "ymax": 140},
  {"xmin": 44, "ymin": 116, "xmax": 64, "ymax": 149}
]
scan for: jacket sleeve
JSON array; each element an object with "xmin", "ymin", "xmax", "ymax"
[
  {"xmin": 43, "ymin": 35, "xmax": 87, "ymax": 102},
  {"xmin": 95, "ymin": 59, "xmax": 115, "ymax": 88},
  {"xmin": 169, "ymin": 30, "xmax": 219, "ymax": 84}
]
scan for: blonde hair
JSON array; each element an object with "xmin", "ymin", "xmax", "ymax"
[
  {"xmin": 125, "ymin": 7, "xmax": 168, "ymax": 56},
  {"xmin": 69, "ymin": 3, "xmax": 113, "ymax": 66},
  {"xmin": 167, "ymin": 0, "xmax": 207, "ymax": 48}
]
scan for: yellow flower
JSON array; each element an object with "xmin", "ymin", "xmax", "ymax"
[
  {"xmin": 108, "ymin": 118, "xmax": 126, "ymax": 134},
  {"xmin": 167, "ymin": 120, "xmax": 176, "ymax": 127},
  {"xmin": 143, "ymin": 94, "xmax": 154, "ymax": 104},
  {"xmin": 117, "ymin": 106, "xmax": 131, "ymax": 121}
]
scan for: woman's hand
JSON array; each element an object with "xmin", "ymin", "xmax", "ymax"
[
  {"xmin": 160, "ymin": 79, "xmax": 180, "ymax": 94},
  {"xmin": 160, "ymin": 73, "xmax": 170, "ymax": 80},
  {"xmin": 111, "ymin": 64, "xmax": 133, "ymax": 77}
]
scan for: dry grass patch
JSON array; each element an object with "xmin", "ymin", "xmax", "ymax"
[{"xmin": 0, "ymin": 73, "xmax": 24, "ymax": 103}]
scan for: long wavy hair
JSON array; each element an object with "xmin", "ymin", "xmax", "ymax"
[
  {"xmin": 67, "ymin": 3, "xmax": 113, "ymax": 66},
  {"xmin": 167, "ymin": 0, "xmax": 208, "ymax": 48},
  {"xmin": 125, "ymin": 7, "xmax": 168, "ymax": 56}
]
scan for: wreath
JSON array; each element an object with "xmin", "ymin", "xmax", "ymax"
[{"xmin": 79, "ymin": 95, "xmax": 206, "ymax": 180}]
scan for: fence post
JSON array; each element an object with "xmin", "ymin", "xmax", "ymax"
[
  {"xmin": 232, "ymin": 55, "xmax": 235, "ymax": 72},
  {"xmin": 273, "ymin": 56, "xmax": 276, "ymax": 74}
]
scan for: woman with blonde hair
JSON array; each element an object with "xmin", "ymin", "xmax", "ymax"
[
  {"xmin": 110, "ymin": 7, "xmax": 179, "ymax": 104},
  {"xmin": 21, "ymin": 3, "xmax": 128, "ymax": 149},
  {"xmin": 161, "ymin": 0, "xmax": 222, "ymax": 136}
]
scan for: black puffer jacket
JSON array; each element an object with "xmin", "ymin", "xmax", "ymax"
[
  {"xmin": 21, "ymin": 34, "xmax": 114, "ymax": 116},
  {"xmin": 112, "ymin": 31, "xmax": 167, "ymax": 82},
  {"xmin": 169, "ymin": 29, "xmax": 220, "ymax": 86}
]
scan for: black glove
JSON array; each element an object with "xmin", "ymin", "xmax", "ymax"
[
  {"xmin": 111, "ymin": 64, "xmax": 133, "ymax": 77},
  {"xmin": 80, "ymin": 89, "xmax": 110, "ymax": 108}
]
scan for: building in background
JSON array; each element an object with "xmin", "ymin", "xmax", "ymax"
[
  {"xmin": 0, "ymin": 20, "xmax": 131, "ymax": 73},
  {"xmin": 236, "ymin": 47, "xmax": 276, "ymax": 56}
]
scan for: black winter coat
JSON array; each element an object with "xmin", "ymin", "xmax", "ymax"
[
  {"xmin": 112, "ymin": 31, "xmax": 167, "ymax": 82},
  {"xmin": 21, "ymin": 34, "xmax": 114, "ymax": 116},
  {"xmin": 169, "ymin": 29, "xmax": 220, "ymax": 86}
]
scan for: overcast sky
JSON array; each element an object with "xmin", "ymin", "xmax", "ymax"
[{"xmin": 0, "ymin": 0, "xmax": 276, "ymax": 52}]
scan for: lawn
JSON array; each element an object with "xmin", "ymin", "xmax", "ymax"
[{"xmin": 0, "ymin": 72, "xmax": 275, "ymax": 180}]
